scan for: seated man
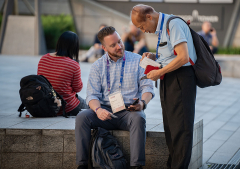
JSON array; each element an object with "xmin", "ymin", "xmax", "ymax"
[
  {"xmin": 75, "ymin": 26, "xmax": 154, "ymax": 169},
  {"xmin": 82, "ymin": 24, "xmax": 107, "ymax": 62},
  {"xmin": 122, "ymin": 22, "xmax": 149, "ymax": 55}
]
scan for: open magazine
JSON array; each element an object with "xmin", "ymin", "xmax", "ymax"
[{"xmin": 140, "ymin": 57, "xmax": 161, "ymax": 69}]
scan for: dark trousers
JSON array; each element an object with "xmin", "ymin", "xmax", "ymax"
[
  {"xmin": 75, "ymin": 105, "xmax": 146, "ymax": 166},
  {"xmin": 160, "ymin": 66, "xmax": 196, "ymax": 169},
  {"xmin": 67, "ymin": 96, "xmax": 89, "ymax": 116}
]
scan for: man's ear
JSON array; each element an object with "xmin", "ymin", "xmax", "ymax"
[
  {"xmin": 102, "ymin": 44, "xmax": 107, "ymax": 52},
  {"xmin": 146, "ymin": 14, "xmax": 152, "ymax": 21}
]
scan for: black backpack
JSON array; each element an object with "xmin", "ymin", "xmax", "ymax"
[
  {"xmin": 166, "ymin": 16, "xmax": 222, "ymax": 88},
  {"xmin": 18, "ymin": 75, "xmax": 67, "ymax": 117},
  {"xmin": 88, "ymin": 127, "xmax": 127, "ymax": 169}
]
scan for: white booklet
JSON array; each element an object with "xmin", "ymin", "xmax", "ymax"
[{"xmin": 140, "ymin": 57, "xmax": 161, "ymax": 69}]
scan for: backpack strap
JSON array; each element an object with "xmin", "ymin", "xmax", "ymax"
[
  {"xmin": 88, "ymin": 128, "xmax": 99, "ymax": 169},
  {"xmin": 40, "ymin": 75, "xmax": 68, "ymax": 118},
  {"xmin": 166, "ymin": 16, "xmax": 195, "ymax": 66},
  {"xmin": 18, "ymin": 103, "xmax": 26, "ymax": 117},
  {"xmin": 56, "ymin": 91, "xmax": 68, "ymax": 118}
]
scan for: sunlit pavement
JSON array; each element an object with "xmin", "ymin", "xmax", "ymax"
[{"xmin": 1, "ymin": 55, "xmax": 240, "ymax": 168}]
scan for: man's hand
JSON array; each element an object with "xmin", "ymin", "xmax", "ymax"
[
  {"xmin": 210, "ymin": 27, "xmax": 217, "ymax": 36},
  {"xmin": 96, "ymin": 108, "xmax": 112, "ymax": 121},
  {"xmin": 147, "ymin": 69, "xmax": 163, "ymax": 81},
  {"xmin": 127, "ymin": 98, "xmax": 144, "ymax": 111},
  {"xmin": 141, "ymin": 52, "xmax": 156, "ymax": 61}
]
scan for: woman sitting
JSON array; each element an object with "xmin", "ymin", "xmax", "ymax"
[{"xmin": 37, "ymin": 31, "xmax": 88, "ymax": 116}]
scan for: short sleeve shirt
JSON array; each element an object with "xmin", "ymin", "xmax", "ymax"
[
  {"xmin": 197, "ymin": 31, "xmax": 212, "ymax": 46},
  {"xmin": 155, "ymin": 13, "xmax": 197, "ymax": 67}
]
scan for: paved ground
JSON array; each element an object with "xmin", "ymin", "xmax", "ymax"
[{"xmin": 1, "ymin": 55, "xmax": 240, "ymax": 168}]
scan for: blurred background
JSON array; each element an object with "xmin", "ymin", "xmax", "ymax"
[
  {"xmin": 0, "ymin": 0, "xmax": 240, "ymax": 56},
  {"xmin": 1, "ymin": 1, "xmax": 240, "ymax": 168}
]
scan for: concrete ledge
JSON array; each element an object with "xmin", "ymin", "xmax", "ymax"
[
  {"xmin": 0, "ymin": 120, "xmax": 203, "ymax": 169},
  {"xmin": 215, "ymin": 55, "xmax": 240, "ymax": 78}
]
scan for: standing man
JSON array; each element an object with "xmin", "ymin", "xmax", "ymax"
[
  {"xmin": 75, "ymin": 26, "xmax": 154, "ymax": 169},
  {"xmin": 198, "ymin": 21, "xmax": 219, "ymax": 54},
  {"xmin": 131, "ymin": 4, "xmax": 197, "ymax": 169}
]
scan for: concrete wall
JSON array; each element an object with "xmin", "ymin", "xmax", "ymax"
[
  {"xmin": 0, "ymin": 120, "xmax": 203, "ymax": 169},
  {"xmin": 216, "ymin": 55, "xmax": 240, "ymax": 78},
  {"xmin": 1, "ymin": 0, "xmax": 240, "ymax": 48},
  {"xmin": 97, "ymin": 0, "xmax": 237, "ymax": 48},
  {"xmin": 0, "ymin": 0, "xmax": 71, "ymax": 15},
  {"xmin": 70, "ymin": 0, "xmax": 157, "ymax": 48},
  {"xmin": 71, "ymin": 0, "xmax": 130, "ymax": 46},
  {"xmin": 2, "ymin": 15, "xmax": 35, "ymax": 55},
  {"xmin": 0, "ymin": 0, "xmax": 157, "ymax": 48},
  {"xmin": 233, "ymin": 22, "xmax": 240, "ymax": 47}
]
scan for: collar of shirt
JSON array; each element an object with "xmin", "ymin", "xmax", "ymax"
[{"xmin": 155, "ymin": 12, "xmax": 162, "ymax": 35}]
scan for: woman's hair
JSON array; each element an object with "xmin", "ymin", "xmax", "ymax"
[{"xmin": 55, "ymin": 31, "xmax": 79, "ymax": 62}]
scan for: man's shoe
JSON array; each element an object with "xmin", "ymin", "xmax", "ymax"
[
  {"xmin": 77, "ymin": 165, "xmax": 88, "ymax": 169},
  {"xmin": 131, "ymin": 166, "xmax": 143, "ymax": 169}
]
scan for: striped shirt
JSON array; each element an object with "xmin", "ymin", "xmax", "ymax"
[
  {"xmin": 37, "ymin": 53, "xmax": 83, "ymax": 113},
  {"xmin": 86, "ymin": 51, "xmax": 154, "ymax": 106}
]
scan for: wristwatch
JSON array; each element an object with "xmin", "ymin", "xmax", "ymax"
[{"xmin": 141, "ymin": 100, "xmax": 147, "ymax": 110}]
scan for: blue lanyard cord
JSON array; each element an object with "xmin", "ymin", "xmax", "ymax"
[
  {"xmin": 107, "ymin": 54, "xmax": 126, "ymax": 92},
  {"xmin": 156, "ymin": 13, "xmax": 165, "ymax": 59}
]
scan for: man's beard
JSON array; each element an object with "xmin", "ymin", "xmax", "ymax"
[{"xmin": 107, "ymin": 48, "xmax": 125, "ymax": 59}]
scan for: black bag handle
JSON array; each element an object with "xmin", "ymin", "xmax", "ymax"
[
  {"xmin": 166, "ymin": 16, "xmax": 213, "ymax": 55},
  {"xmin": 166, "ymin": 16, "xmax": 188, "ymax": 32},
  {"xmin": 18, "ymin": 103, "xmax": 26, "ymax": 117}
]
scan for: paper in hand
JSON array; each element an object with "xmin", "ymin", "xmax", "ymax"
[{"xmin": 140, "ymin": 57, "xmax": 161, "ymax": 69}]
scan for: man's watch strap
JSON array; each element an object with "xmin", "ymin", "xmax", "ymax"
[
  {"xmin": 141, "ymin": 100, "xmax": 147, "ymax": 110},
  {"xmin": 95, "ymin": 107, "xmax": 101, "ymax": 113}
]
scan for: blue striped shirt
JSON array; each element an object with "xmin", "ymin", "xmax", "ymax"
[{"xmin": 86, "ymin": 51, "xmax": 155, "ymax": 106}]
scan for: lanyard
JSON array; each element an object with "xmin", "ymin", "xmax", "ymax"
[
  {"xmin": 107, "ymin": 54, "xmax": 126, "ymax": 92},
  {"xmin": 156, "ymin": 13, "xmax": 165, "ymax": 59}
]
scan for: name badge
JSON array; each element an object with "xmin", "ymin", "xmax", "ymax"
[{"xmin": 109, "ymin": 91, "xmax": 126, "ymax": 113}]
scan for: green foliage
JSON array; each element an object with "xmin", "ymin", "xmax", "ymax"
[
  {"xmin": 41, "ymin": 14, "xmax": 76, "ymax": 50},
  {"xmin": 79, "ymin": 45, "xmax": 91, "ymax": 50},
  {"xmin": 217, "ymin": 47, "xmax": 240, "ymax": 54}
]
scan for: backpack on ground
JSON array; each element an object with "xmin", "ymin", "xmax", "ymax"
[
  {"xmin": 18, "ymin": 75, "xmax": 67, "ymax": 117},
  {"xmin": 166, "ymin": 16, "xmax": 222, "ymax": 88},
  {"xmin": 88, "ymin": 127, "xmax": 127, "ymax": 169}
]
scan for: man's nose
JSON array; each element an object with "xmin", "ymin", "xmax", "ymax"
[{"xmin": 117, "ymin": 43, "xmax": 122, "ymax": 49}]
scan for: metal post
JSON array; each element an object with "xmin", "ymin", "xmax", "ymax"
[
  {"xmin": 223, "ymin": 0, "xmax": 240, "ymax": 47},
  {"xmin": 68, "ymin": 0, "xmax": 79, "ymax": 36},
  {"xmin": 34, "ymin": 0, "xmax": 46, "ymax": 55},
  {"xmin": 22, "ymin": 0, "xmax": 35, "ymax": 15},
  {"xmin": 0, "ymin": 0, "xmax": 14, "ymax": 53},
  {"xmin": 14, "ymin": 0, "xmax": 18, "ymax": 15}
]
